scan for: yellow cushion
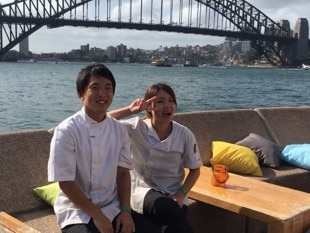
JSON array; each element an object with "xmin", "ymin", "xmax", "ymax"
[
  {"xmin": 33, "ymin": 182, "xmax": 59, "ymax": 206},
  {"xmin": 210, "ymin": 141, "xmax": 263, "ymax": 176}
]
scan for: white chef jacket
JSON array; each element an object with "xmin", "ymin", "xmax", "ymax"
[
  {"xmin": 121, "ymin": 117, "xmax": 202, "ymax": 213},
  {"xmin": 48, "ymin": 108, "xmax": 132, "ymax": 229}
]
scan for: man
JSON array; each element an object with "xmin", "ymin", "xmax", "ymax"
[{"xmin": 48, "ymin": 63, "xmax": 158, "ymax": 233}]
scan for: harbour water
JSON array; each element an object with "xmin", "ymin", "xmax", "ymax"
[{"xmin": 0, "ymin": 61, "xmax": 309, "ymax": 133}]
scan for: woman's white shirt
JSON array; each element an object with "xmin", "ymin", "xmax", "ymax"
[{"xmin": 121, "ymin": 117, "xmax": 202, "ymax": 213}]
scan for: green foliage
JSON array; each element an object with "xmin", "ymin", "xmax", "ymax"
[{"xmin": 241, "ymin": 49, "xmax": 261, "ymax": 64}]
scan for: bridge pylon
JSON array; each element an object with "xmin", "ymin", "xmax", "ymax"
[{"xmin": 287, "ymin": 18, "xmax": 309, "ymax": 65}]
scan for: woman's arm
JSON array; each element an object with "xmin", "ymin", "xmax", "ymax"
[
  {"xmin": 108, "ymin": 106, "xmax": 133, "ymax": 120},
  {"xmin": 172, "ymin": 167, "xmax": 201, "ymax": 207},
  {"xmin": 109, "ymin": 97, "xmax": 156, "ymax": 120},
  {"xmin": 182, "ymin": 167, "xmax": 200, "ymax": 195}
]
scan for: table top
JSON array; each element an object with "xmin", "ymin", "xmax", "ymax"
[
  {"xmin": 0, "ymin": 212, "xmax": 40, "ymax": 233},
  {"xmin": 187, "ymin": 166, "xmax": 310, "ymax": 223}
]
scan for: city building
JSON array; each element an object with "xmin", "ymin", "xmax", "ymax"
[
  {"xmin": 116, "ymin": 44, "xmax": 127, "ymax": 57},
  {"xmin": 80, "ymin": 44, "xmax": 90, "ymax": 52},
  {"xmin": 106, "ymin": 46, "xmax": 117, "ymax": 61}
]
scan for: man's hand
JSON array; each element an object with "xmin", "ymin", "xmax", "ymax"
[
  {"xmin": 92, "ymin": 212, "xmax": 114, "ymax": 233},
  {"xmin": 115, "ymin": 211, "xmax": 135, "ymax": 233}
]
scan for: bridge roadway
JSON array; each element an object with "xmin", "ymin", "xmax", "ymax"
[{"xmin": 0, "ymin": 0, "xmax": 308, "ymax": 65}]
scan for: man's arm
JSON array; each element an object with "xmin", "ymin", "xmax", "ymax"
[
  {"xmin": 59, "ymin": 181, "xmax": 114, "ymax": 233},
  {"xmin": 114, "ymin": 167, "xmax": 135, "ymax": 233}
]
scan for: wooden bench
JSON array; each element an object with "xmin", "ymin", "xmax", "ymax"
[
  {"xmin": 0, "ymin": 212, "xmax": 40, "ymax": 233},
  {"xmin": 187, "ymin": 166, "xmax": 310, "ymax": 233}
]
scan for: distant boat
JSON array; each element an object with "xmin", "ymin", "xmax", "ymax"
[
  {"xmin": 301, "ymin": 64, "xmax": 310, "ymax": 70},
  {"xmin": 17, "ymin": 59, "xmax": 37, "ymax": 63},
  {"xmin": 183, "ymin": 60, "xmax": 198, "ymax": 67},
  {"xmin": 151, "ymin": 58, "xmax": 172, "ymax": 67}
]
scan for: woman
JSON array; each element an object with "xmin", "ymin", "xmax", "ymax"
[{"xmin": 109, "ymin": 82, "xmax": 202, "ymax": 233}]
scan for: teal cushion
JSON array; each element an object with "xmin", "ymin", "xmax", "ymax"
[
  {"xmin": 281, "ymin": 144, "xmax": 310, "ymax": 170},
  {"xmin": 33, "ymin": 182, "xmax": 59, "ymax": 206}
]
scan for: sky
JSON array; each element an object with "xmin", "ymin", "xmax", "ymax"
[{"xmin": 1, "ymin": 0, "xmax": 310, "ymax": 53}]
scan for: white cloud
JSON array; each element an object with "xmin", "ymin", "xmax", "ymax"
[
  {"xmin": 247, "ymin": 0, "xmax": 310, "ymax": 24},
  {"xmin": 1, "ymin": 0, "xmax": 309, "ymax": 53}
]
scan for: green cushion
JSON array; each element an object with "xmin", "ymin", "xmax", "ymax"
[{"xmin": 33, "ymin": 182, "xmax": 59, "ymax": 206}]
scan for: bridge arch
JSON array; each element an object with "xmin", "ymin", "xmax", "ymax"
[{"xmin": 0, "ymin": 0, "xmax": 297, "ymax": 65}]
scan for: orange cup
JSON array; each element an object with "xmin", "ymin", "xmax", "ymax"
[{"xmin": 211, "ymin": 164, "xmax": 229, "ymax": 187}]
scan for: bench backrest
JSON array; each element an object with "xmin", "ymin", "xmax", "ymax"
[
  {"xmin": 256, "ymin": 106, "xmax": 310, "ymax": 146},
  {"xmin": 1, "ymin": 107, "xmax": 310, "ymax": 215},
  {"xmin": 174, "ymin": 109, "xmax": 275, "ymax": 165},
  {"xmin": 0, "ymin": 130, "xmax": 52, "ymax": 215}
]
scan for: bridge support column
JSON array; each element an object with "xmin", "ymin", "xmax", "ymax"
[{"xmin": 289, "ymin": 18, "xmax": 309, "ymax": 65}]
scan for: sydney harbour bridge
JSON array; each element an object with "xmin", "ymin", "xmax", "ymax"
[{"xmin": 0, "ymin": 0, "xmax": 309, "ymax": 66}]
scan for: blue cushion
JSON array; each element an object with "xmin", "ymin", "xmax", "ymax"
[{"xmin": 281, "ymin": 144, "xmax": 310, "ymax": 170}]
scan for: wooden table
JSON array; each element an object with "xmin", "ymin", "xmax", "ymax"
[
  {"xmin": 0, "ymin": 212, "xmax": 40, "ymax": 233},
  {"xmin": 187, "ymin": 166, "xmax": 310, "ymax": 233}
]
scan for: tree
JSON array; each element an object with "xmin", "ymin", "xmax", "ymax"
[{"xmin": 241, "ymin": 49, "xmax": 261, "ymax": 64}]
